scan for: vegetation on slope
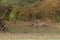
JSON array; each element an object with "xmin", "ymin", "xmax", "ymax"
[{"xmin": 0, "ymin": 0, "xmax": 60, "ymax": 22}]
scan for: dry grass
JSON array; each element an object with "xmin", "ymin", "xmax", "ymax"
[
  {"xmin": 4, "ymin": 21, "xmax": 60, "ymax": 34},
  {"xmin": 0, "ymin": 21, "xmax": 60, "ymax": 40}
]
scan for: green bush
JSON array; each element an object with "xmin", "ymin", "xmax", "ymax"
[{"xmin": 8, "ymin": 12, "xmax": 15, "ymax": 21}]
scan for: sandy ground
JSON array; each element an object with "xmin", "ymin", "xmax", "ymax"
[{"xmin": 0, "ymin": 33, "xmax": 60, "ymax": 40}]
